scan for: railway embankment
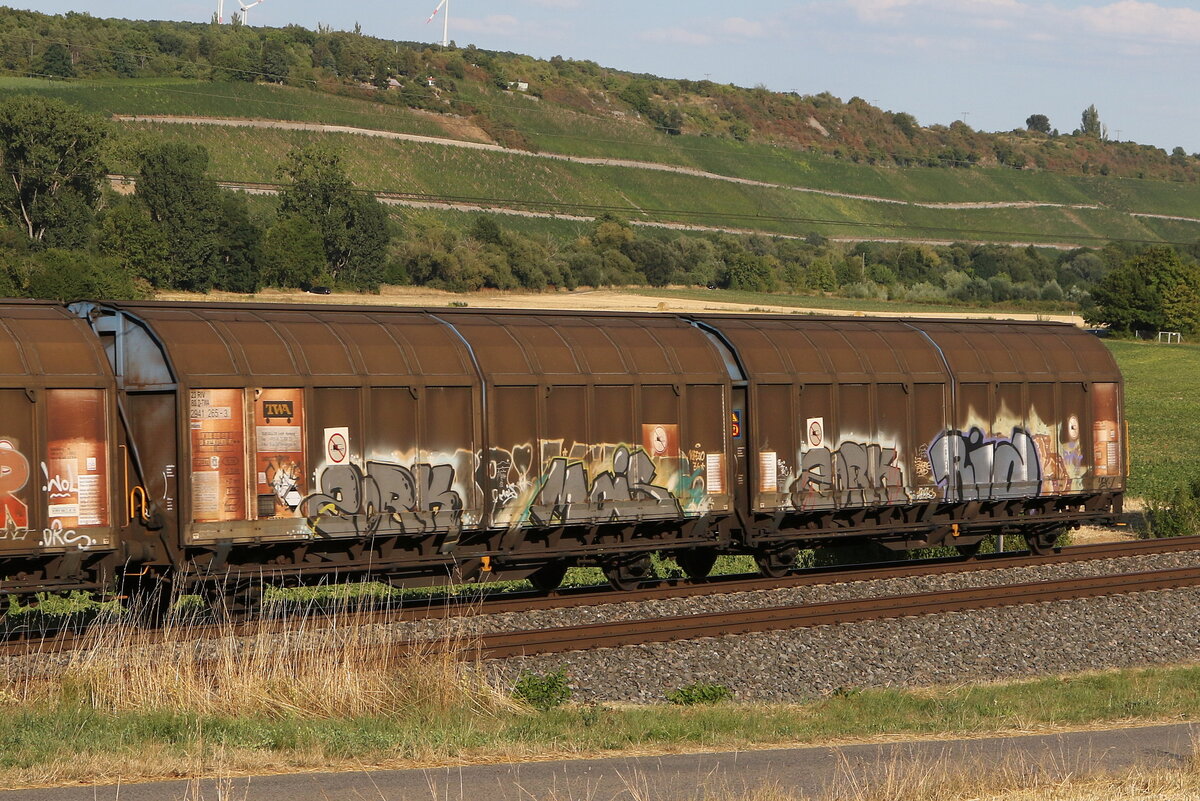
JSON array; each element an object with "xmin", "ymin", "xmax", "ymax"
[{"xmin": 491, "ymin": 575, "xmax": 1200, "ymax": 702}]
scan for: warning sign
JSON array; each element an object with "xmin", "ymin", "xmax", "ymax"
[
  {"xmin": 325, "ymin": 427, "xmax": 350, "ymax": 464},
  {"xmin": 806, "ymin": 417, "xmax": 825, "ymax": 449}
]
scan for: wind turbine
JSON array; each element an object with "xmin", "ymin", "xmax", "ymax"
[
  {"xmin": 215, "ymin": 0, "xmax": 224, "ymax": 23},
  {"xmin": 426, "ymin": 0, "xmax": 450, "ymax": 48},
  {"xmin": 238, "ymin": 0, "xmax": 264, "ymax": 26}
]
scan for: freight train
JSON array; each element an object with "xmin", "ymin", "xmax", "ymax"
[{"xmin": 0, "ymin": 300, "xmax": 1124, "ymax": 611}]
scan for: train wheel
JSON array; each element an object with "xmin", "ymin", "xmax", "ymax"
[
  {"xmin": 528, "ymin": 561, "xmax": 569, "ymax": 593},
  {"xmin": 205, "ymin": 577, "xmax": 264, "ymax": 621},
  {"xmin": 124, "ymin": 573, "xmax": 175, "ymax": 627},
  {"xmin": 1025, "ymin": 531, "xmax": 1060, "ymax": 557},
  {"xmin": 603, "ymin": 556, "xmax": 653, "ymax": 591},
  {"xmin": 755, "ymin": 547, "xmax": 799, "ymax": 579},
  {"xmin": 955, "ymin": 540, "xmax": 984, "ymax": 558},
  {"xmin": 675, "ymin": 549, "xmax": 718, "ymax": 581}
]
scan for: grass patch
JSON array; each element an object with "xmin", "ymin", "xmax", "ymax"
[
  {"xmin": 1104, "ymin": 339, "xmax": 1200, "ymax": 499},
  {"xmin": 4, "ymin": 648, "xmax": 1200, "ymax": 789}
]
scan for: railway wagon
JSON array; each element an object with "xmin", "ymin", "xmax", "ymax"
[{"xmin": 0, "ymin": 300, "xmax": 1124, "ymax": 606}]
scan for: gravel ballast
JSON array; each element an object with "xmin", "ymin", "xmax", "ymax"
[
  {"xmin": 388, "ymin": 550, "xmax": 1200, "ymax": 642},
  {"xmin": 487, "ymin": 585, "xmax": 1200, "ymax": 703}
]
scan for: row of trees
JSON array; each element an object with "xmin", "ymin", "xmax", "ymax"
[
  {"xmin": 390, "ymin": 214, "xmax": 1197, "ymax": 322},
  {"xmin": 0, "ymin": 95, "xmax": 391, "ymax": 298}
]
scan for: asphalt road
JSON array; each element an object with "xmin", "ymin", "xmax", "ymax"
[{"xmin": 8, "ymin": 723, "xmax": 1194, "ymax": 801}]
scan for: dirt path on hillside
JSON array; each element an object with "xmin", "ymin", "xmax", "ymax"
[
  {"xmin": 106, "ymin": 174, "xmax": 1088, "ymax": 250},
  {"xmin": 118, "ymin": 115, "xmax": 1198, "ymax": 223}
]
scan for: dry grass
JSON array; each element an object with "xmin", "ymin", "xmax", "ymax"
[
  {"xmin": 822, "ymin": 753, "xmax": 1200, "ymax": 801},
  {"xmin": 660, "ymin": 750, "xmax": 1200, "ymax": 801},
  {"xmin": 0, "ymin": 601, "xmax": 521, "ymax": 788},
  {"xmin": 2, "ymin": 602, "xmax": 517, "ymax": 720}
]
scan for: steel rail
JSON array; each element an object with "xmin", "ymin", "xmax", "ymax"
[{"xmin": 470, "ymin": 563, "xmax": 1200, "ymax": 659}]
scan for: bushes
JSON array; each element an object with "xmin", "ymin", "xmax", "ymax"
[
  {"xmin": 666, "ymin": 682, "xmax": 732, "ymax": 705},
  {"xmin": 1146, "ymin": 477, "xmax": 1200, "ymax": 538},
  {"xmin": 512, "ymin": 668, "xmax": 572, "ymax": 711},
  {"xmin": 24, "ymin": 249, "xmax": 144, "ymax": 301}
]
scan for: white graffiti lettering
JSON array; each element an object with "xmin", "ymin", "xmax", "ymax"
[{"xmin": 39, "ymin": 519, "xmax": 94, "ymax": 549}]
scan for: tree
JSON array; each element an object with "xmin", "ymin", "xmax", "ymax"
[
  {"xmin": 213, "ymin": 193, "xmax": 262, "ymax": 293},
  {"xmin": 260, "ymin": 38, "xmax": 292, "ymax": 83},
  {"xmin": 1025, "ymin": 114, "xmax": 1051, "ymax": 134},
  {"xmin": 892, "ymin": 112, "xmax": 919, "ymax": 140},
  {"xmin": 0, "ymin": 96, "xmax": 109, "ymax": 244},
  {"xmin": 622, "ymin": 237, "xmax": 678, "ymax": 287},
  {"xmin": 25, "ymin": 249, "xmax": 141, "ymax": 301},
  {"xmin": 97, "ymin": 199, "xmax": 171, "ymax": 286},
  {"xmin": 1088, "ymin": 247, "xmax": 1200, "ymax": 334},
  {"xmin": 137, "ymin": 142, "xmax": 225, "ymax": 290},
  {"xmin": 38, "ymin": 43, "xmax": 75, "ymax": 78},
  {"xmin": 277, "ymin": 146, "xmax": 390, "ymax": 289},
  {"xmin": 1079, "ymin": 104, "xmax": 1102, "ymax": 138},
  {"xmin": 260, "ymin": 215, "xmax": 326, "ymax": 288}
]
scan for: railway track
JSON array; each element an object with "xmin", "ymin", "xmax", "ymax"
[
  {"xmin": 473, "ymin": 563, "xmax": 1200, "ymax": 659},
  {"xmin": 3, "ymin": 535, "xmax": 1197, "ymax": 659}
]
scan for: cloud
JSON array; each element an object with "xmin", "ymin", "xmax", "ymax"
[
  {"xmin": 640, "ymin": 27, "xmax": 713, "ymax": 46},
  {"xmin": 837, "ymin": 0, "xmax": 1200, "ymax": 47},
  {"xmin": 454, "ymin": 14, "xmax": 521, "ymax": 34},
  {"xmin": 845, "ymin": 0, "xmax": 921, "ymax": 22},
  {"xmin": 720, "ymin": 17, "xmax": 766, "ymax": 38},
  {"xmin": 1068, "ymin": 1, "xmax": 1200, "ymax": 45},
  {"xmin": 639, "ymin": 16, "xmax": 768, "ymax": 47},
  {"xmin": 522, "ymin": 0, "xmax": 580, "ymax": 8}
]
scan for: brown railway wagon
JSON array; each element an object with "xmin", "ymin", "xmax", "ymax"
[
  {"xmin": 0, "ymin": 301, "xmax": 1124, "ymax": 603},
  {"xmin": 696, "ymin": 315, "xmax": 1122, "ymax": 570},
  {"xmin": 0, "ymin": 301, "xmax": 121, "ymax": 597}
]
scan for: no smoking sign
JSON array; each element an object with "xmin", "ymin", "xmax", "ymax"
[{"xmin": 325, "ymin": 428, "xmax": 349, "ymax": 464}]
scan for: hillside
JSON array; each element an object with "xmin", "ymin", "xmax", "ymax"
[
  {"xmin": 5, "ymin": 6, "xmax": 1199, "ymax": 184},
  {"xmin": 5, "ymin": 77, "xmax": 1199, "ymax": 252},
  {"xmin": 1, "ymin": 8, "xmax": 1199, "ymax": 328}
]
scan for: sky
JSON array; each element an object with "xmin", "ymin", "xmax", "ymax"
[{"xmin": 24, "ymin": 0, "xmax": 1200, "ymax": 152}]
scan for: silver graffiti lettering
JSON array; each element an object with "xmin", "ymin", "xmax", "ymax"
[
  {"xmin": 927, "ymin": 427, "xmax": 1042, "ymax": 501},
  {"xmin": 302, "ymin": 460, "xmax": 463, "ymax": 537},
  {"xmin": 794, "ymin": 439, "xmax": 907, "ymax": 509},
  {"xmin": 529, "ymin": 445, "xmax": 680, "ymax": 525}
]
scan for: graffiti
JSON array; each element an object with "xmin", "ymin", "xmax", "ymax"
[
  {"xmin": 482, "ymin": 436, "xmax": 713, "ymax": 526},
  {"xmin": 792, "ymin": 439, "xmax": 908, "ymax": 508},
  {"xmin": 302, "ymin": 460, "xmax": 463, "ymax": 537},
  {"xmin": 528, "ymin": 445, "xmax": 680, "ymax": 525},
  {"xmin": 0, "ymin": 440, "xmax": 29, "ymax": 534},
  {"xmin": 478, "ymin": 443, "xmax": 536, "ymax": 516},
  {"xmin": 927, "ymin": 427, "xmax": 1042, "ymax": 501},
  {"xmin": 266, "ymin": 460, "xmax": 304, "ymax": 510},
  {"xmin": 39, "ymin": 519, "xmax": 93, "ymax": 549},
  {"xmin": 42, "ymin": 464, "xmax": 76, "ymax": 503}
]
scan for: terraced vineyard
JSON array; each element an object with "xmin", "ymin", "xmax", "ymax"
[{"xmin": 5, "ymin": 76, "xmax": 1200, "ymax": 246}]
